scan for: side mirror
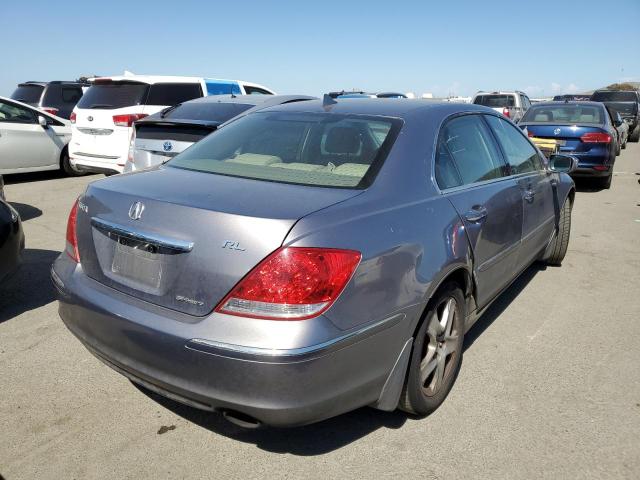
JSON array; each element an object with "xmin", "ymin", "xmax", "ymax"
[
  {"xmin": 549, "ymin": 154, "xmax": 578, "ymax": 174},
  {"xmin": 37, "ymin": 115, "xmax": 48, "ymax": 128}
]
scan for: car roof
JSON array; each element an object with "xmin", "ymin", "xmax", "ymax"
[
  {"xmin": 256, "ymin": 98, "xmax": 492, "ymax": 119},
  {"xmin": 18, "ymin": 81, "xmax": 85, "ymax": 87}
]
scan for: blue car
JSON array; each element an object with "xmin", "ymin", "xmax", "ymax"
[{"xmin": 519, "ymin": 101, "xmax": 619, "ymax": 188}]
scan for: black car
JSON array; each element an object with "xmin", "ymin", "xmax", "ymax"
[
  {"xmin": 0, "ymin": 175, "xmax": 25, "ymax": 284},
  {"xmin": 590, "ymin": 90, "xmax": 640, "ymax": 143},
  {"xmin": 10, "ymin": 81, "xmax": 87, "ymax": 119}
]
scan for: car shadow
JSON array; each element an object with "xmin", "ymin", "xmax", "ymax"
[
  {"xmin": 134, "ymin": 383, "xmax": 410, "ymax": 455},
  {"xmin": 131, "ymin": 263, "xmax": 550, "ymax": 453},
  {"xmin": 2, "ymin": 170, "xmax": 64, "ymax": 185},
  {"xmin": 9, "ymin": 202, "xmax": 42, "ymax": 222},
  {"xmin": 463, "ymin": 263, "xmax": 545, "ymax": 351},
  {"xmin": 0, "ymin": 248, "xmax": 60, "ymax": 323},
  {"xmin": 574, "ymin": 177, "xmax": 606, "ymax": 193}
]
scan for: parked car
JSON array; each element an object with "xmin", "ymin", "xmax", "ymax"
[
  {"xmin": 552, "ymin": 94, "xmax": 591, "ymax": 101},
  {"xmin": 590, "ymin": 89, "xmax": 640, "ymax": 142},
  {"xmin": 10, "ymin": 81, "xmax": 86, "ymax": 119},
  {"xmin": 53, "ymin": 99, "xmax": 576, "ymax": 428},
  {"xmin": 519, "ymin": 101, "xmax": 618, "ymax": 188},
  {"xmin": 472, "ymin": 91, "xmax": 531, "ymax": 122},
  {"xmin": 0, "ymin": 175, "xmax": 24, "ymax": 285},
  {"xmin": 124, "ymin": 94, "xmax": 315, "ymax": 173},
  {"xmin": 0, "ymin": 96, "xmax": 81, "ymax": 176},
  {"xmin": 69, "ymin": 75, "xmax": 275, "ymax": 175},
  {"xmin": 609, "ymin": 109, "xmax": 629, "ymax": 152}
]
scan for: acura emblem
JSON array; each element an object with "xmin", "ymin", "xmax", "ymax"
[
  {"xmin": 553, "ymin": 128, "xmax": 561, "ymax": 135},
  {"xmin": 128, "ymin": 201, "xmax": 145, "ymax": 220},
  {"xmin": 87, "ymin": 116, "xmax": 93, "ymax": 122},
  {"xmin": 163, "ymin": 141, "xmax": 173, "ymax": 152}
]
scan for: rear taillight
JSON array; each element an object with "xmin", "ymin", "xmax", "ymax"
[
  {"xmin": 580, "ymin": 132, "xmax": 611, "ymax": 144},
  {"xmin": 70, "ymin": 112, "xmax": 76, "ymax": 124},
  {"xmin": 527, "ymin": 130, "xmax": 535, "ymax": 137},
  {"xmin": 216, "ymin": 247, "xmax": 361, "ymax": 320},
  {"xmin": 65, "ymin": 200, "xmax": 80, "ymax": 262},
  {"xmin": 42, "ymin": 107, "xmax": 59, "ymax": 116},
  {"xmin": 502, "ymin": 107, "xmax": 510, "ymax": 118},
  {"xmin": 112, "ymin": 113, "xmax": 147, "ymax": 127}
]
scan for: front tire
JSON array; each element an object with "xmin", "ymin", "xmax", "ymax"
[
  {"xmin": 399, "ymin": 282, "xmax": 465, "ymax": 416},
  {"xmin": 544, "ymin": 199, "xmax": 572, "ymax": 266},
  {"xmin": 60, "ymin": 149, "xmax": 85, "ymax": 177}
]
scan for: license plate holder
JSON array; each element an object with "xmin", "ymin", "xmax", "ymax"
[{"xmin": 111, "ymin": 235, "xmax": 163, "ymax": 289}]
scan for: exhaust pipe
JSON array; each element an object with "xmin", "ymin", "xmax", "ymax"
[{"xmin": 221, "ymin": 410, "xmax": 262, "ymax": 429}]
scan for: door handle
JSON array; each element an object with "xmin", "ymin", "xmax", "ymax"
[
  {"xmin": 524, "ymin": 190, "xmax": 535, "ymax": 203},
  {"xmin": 463, "ymin": 206, "xmax": 488, "ymax": 223}
]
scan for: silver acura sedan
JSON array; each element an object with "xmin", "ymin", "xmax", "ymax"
[{"xmin": 52, "ymin": 99, "xmax": 576, "ymax": 427}]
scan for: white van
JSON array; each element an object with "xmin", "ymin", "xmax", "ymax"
[{"xmin": 69, "ymin": 75, "xmax": 274, "ymax": 174}]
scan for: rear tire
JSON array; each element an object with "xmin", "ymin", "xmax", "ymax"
[
  {"xmin": 630, "ymin": 125, "xmax": 640, "ymax": 143},
  {"xmin": 544, "ymin": 199, "xmax": 572, "ymax": 266},
  {"xmin": 615, "ymin": 139, "xmax": 621, "ymax": 156},
  {"xmin": 399, "ymin": 282, "xmax": 465, "ymax": 416},
  {"xmin": 60, "ymin": 149, "xmax": 85, "ymax": 177}
]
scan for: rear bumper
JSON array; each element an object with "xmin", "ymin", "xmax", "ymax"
[
  {"xmin": 51, "ymin": 255, "xmax": 412, "ymax": 427},
  {"xmin": 69, "ymin": 153, "xmax": 124, "ymax": 175}
]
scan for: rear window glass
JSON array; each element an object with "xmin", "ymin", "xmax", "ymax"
[
  {"xmin": 591, "ymin": 91, "xmax": 637, "ymax": 102},
  {"xmin": 206, "ymin": 81, "xmax": 242, "ymax": 96},
  {"xmin": 77, "ymin": 82, "xmax": 149, "ymax": 109},
  {"xmin": 169, "ymin": 112, "xmax": 402, "ymax": 188},
  {"xmin": 11, "ymin": 85, "xmax": 44, "ymax": 104},
  {"xmin": 146, "ymin": 83, "xmax": 202, "ymax": 106},
  {"xmin": 522, "ymin": 105, "xmax": 603, "ymax": 124},
  {"xmin": 473, "ymin": 95, "xmax": 515, "ymax": 107},
  {"xmin": 163, "ymin": 102, "xmax": 254, "ymax": 122}
]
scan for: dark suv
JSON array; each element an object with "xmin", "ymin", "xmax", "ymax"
[
  {"xmin": 10, "ymin": 81, "xmax": 86, "ymax": 119},
  {"xmin": 590, "ymin": 90, "xmax": 640, "ymax": 143}
]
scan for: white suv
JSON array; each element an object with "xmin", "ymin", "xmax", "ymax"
[
  {"xmin": 472, "ymin": 91, "xmax": 531, "ymax": 123},
  {"xmin": 69, "ymin": 75, "xmax": 274, "ymax": 174}
]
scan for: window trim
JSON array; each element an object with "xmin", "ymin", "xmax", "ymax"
[{"xmin": 431, "ymin": 112, "xmax": 511, "ymax": 193}]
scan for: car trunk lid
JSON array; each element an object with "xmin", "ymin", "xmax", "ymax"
[
  {"xmin": 521, "ymin": 123, "xmax": 609, "ymax": 153},
  {"xmin": 76, "ymin": 166, "xmax": 362, "ymax": 316}
]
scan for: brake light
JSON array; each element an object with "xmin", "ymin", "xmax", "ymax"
[
  {"xmin": 112, "ymin": 114, "xmax": 147, "ymax": 127},
  {"xmin": 502, "ymin": 107, "xmax": 510, "ymax": 118},
  {"xmin": 593, "ymin": 165, "xmax": 609, "ymax": 171},
  {"xmin": 42, "ymin": 107, "xmax": 59, "ymax": 116},
  {"xmin": 66, "ymin": 200, "xmax": 80, "ymax": 262},
  {"xmin": 70, "ymin": 112, "xmax": 76, "ymax": 123},
  {"xmin": 216, "ymin": 247, "xmax": 361, "ymax": 320},
  {"xmin": 527, "ymin": 130, "xmax": 535, "ymax": 137},
  {"xmin": 580, "ymin": 132, "xmax": 611, "ymax": 144}
]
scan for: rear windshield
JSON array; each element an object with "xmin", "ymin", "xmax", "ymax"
[
  {"xmin": 591, "ymin": 91, "xmax": 637, "ymax": 102},
  {"xmin": 522, "ymin": 105, "xmax": 603, "ymax": 124},
  {"xmin": 77, "ymin": 82, "xmax": 149, "ymax": 109},
  {"xmin": 473, "ymin": 94, "xmax": 515, "ymax": 107},
  {"xmin": 163, "ymin": 102, "xmax": 255, "ymax": 122},
  {"xmin": 169, "ymin": 111, "xmax": 402, "ymax": 188},
  {"xmin": 11, "ymin": 84, "xmax": 44, "ymax": 104}
]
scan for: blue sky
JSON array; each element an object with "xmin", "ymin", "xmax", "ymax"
[{"xmin": 2, "ymin": 0, "xmax": 639, "ymax": 98}]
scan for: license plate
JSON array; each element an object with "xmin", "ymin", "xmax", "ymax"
[{"xmin": 111, "ymin": 236, "xmax": 163, "ymax": 289}]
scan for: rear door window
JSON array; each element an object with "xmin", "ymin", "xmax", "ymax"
[
  {"xmin": 205, "ymin": 80, "xmax": 242, "ymax": 96},
  {"xmin": 61, "ymin": 87, "xmax": 83, "ymax": 104},
  {"xmin": 243, "ymin": 86, "xmax": 272, "ymax": 95},
  {"xmin": 11, "ymin": 84, "xmax": 44, "ymax": 104},
  {"xmin": 437, "ymin": 115, "xmax": 507, "ymax": 187},
  {"xmin": 485, "ymin": 115, "xmax": 542, "ymax": 174},
  {"xmin": 146, "ymin": 83, "xmax": 203, "ymax": 106},
  {"xmin": 77, "ymin": 82, "xmax": 149, "ymax": 109}
]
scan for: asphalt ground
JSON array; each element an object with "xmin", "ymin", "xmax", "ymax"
[{"xmin": 1, "ymin": 143, "xmax": 639, "ymax": 479}]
